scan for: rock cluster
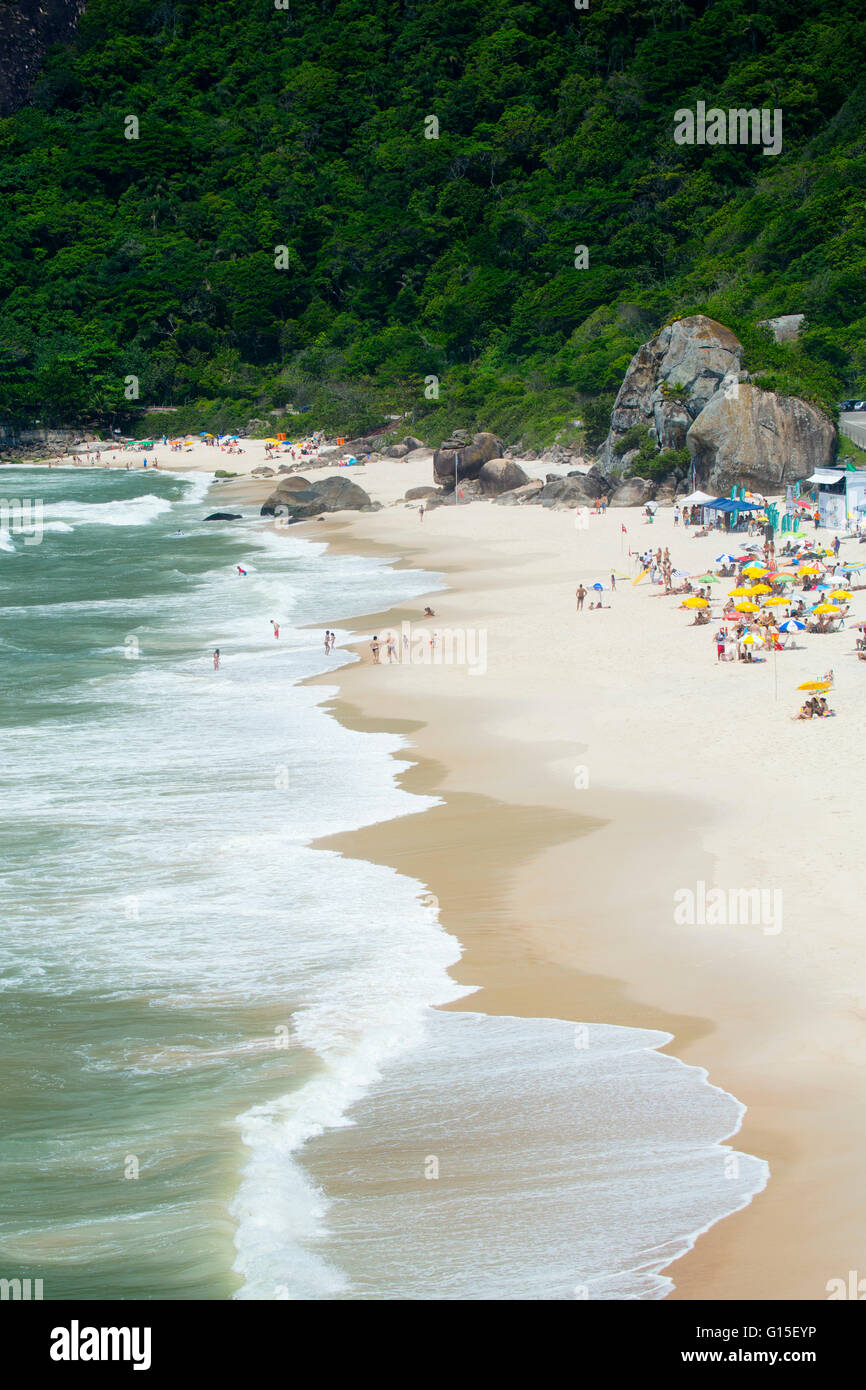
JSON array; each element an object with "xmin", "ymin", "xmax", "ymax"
[{"xmin": 260, "ymin": 474, "xmax": 378, "ymax": 521}]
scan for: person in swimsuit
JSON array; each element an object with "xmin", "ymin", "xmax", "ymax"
[
  {"xmin": 370, "ymin": 636, "xmax": 380, "ymax": 664},
  {"xmin": 271, "ymin": 621, "xmax": 280, "ymax": 639},
  {"xmin": 213, "ymin": 649, "xmax": 220, "ymax": 670},
  {"xmin": 576, "ymin": 584, "xmax": 586, "ymax": 611}
]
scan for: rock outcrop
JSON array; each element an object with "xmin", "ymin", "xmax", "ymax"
[
  {"xmin": 404, "ymin": 486, "xmax": 441, "ymax": 501},
  {"xmin": 758, "ymin": 314, "xmax": 806, "ymax": 344},
  {"xmin": 433, "ymin": 432, "xmax": 503, "ymax": 488},
  {"xmin": 494, "ymin": 481, "xmax": 544, "ymax": 506},
  {"xmin": 0, "ymin": 0, "xmax": 86, "ymax": 115},
  {"xmin": 478, "ymin": 458, "xmax": 530, "ymax": 496},
  {"xmin": 602, "ymin": 315, "xmax": 744, "ymax": 469},
  {"xmin": 526, "ymin": 475, "xmax": 601, "ymax": 508},
  {"xmin": 609, "ymin": 477, "xmax": 656, "ymax": 507},
  {"xmin": 204, "ymin": 512, "xmax": 243, "ymax": 521},
  {"xmin": 403, "ymin": 436, "xmax": 425, "ymax": 451},
  {"xmin": 686, "ymin": 385, "xmax": 836, "ymax": 493},
  {"xmin": 260, "ymin": 474, "xmax": 376, "ymax": 520}
]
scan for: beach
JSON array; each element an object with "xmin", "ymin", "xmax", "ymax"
[
  {"xmin": 271, "ymin": 448, "xmax": 864, "ymax": 1300},
  {"xmin": 19, "ymin": 439, "xmax": 866, "ymax": 1298}
]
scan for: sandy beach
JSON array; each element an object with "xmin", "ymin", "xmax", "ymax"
[{"xmin": 41, "ymin": 439, "xmax": 866, "ymax": 1298}]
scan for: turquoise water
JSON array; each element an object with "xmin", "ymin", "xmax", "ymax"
[{"xmin": 0, "ymin": 467, "xmax": 768, "ymax": 1300}]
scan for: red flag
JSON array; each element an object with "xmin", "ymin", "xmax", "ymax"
[{"xmin": 621, "ymin": 524, "xmax": 627, "ymax": 533}]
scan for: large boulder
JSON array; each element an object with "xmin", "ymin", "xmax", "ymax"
[
  {"xmin": 404, "ymin": 486, "xmax": 441, "ymax": 501},
  {"xmin": 433, "ymin": 432, "xmax": 503, "ymax": 488},
  {"xmin": 687, "ymin": 385, "xmax": 836, "ymax": 493},
  {"xmin": 403, "ymin": 435, "xmax": 425, "ymax": 450},
  {"xmin": 526, "ymin": 476, "xmax": 600, "ymax": 508},
  {"xmin": 384, "ymin": 443, "xmax": 409, "ymax": 458},
  {"xmin": 602, "ymin": 315, "xmax": 744, "ymax": 468},
  {"xmin": 260, "ymin": 474, "xmax": 375, "ymax": 520},
  {"xmin": 478, "ymin": 458, "xmax": 530, "ymax": 496},
  {"xmin": 494, "ymin": 480, "xmax": 544, "ymax": 506},
  {"xmin": 610, "ymin": 477, "xmax": 656, "ymax": 507}
]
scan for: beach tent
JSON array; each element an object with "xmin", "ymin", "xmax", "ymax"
[{"xmin": 681, "ymin": 490, "xmax": 714, "ymax": 505}]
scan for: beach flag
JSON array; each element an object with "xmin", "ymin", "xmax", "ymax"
[{"xmin": 621, "ymin": 524, "xmax": 627, "ymax": 533}]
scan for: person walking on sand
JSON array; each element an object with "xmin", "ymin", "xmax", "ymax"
[
  {"xmin": 370, "ymin": 635, "xmax": 380, "ymax": 664},
  {"xmin": 213, "ymin": 649, "xmax": 220, "ymax": 671},
  {"xmin": 610, "ymin": 572, "xmax": 616, "ymax": 592},
  {"xmin": 419, "ymin": 505, "xmax": 425, "ymax": 522},
  {"xmin": 576, "ymin": 583, "xmax": 587, "ymax": 611},
  {"xmin": 271, "ymin": 620, "xmax": 280, "ymax": 639},
  {"xmin": 324, "ymin": 631, "xmax": 331, "ymax": 654},
  {"xmin": 386, "ymin": 632, "xmax": 397, "ymax": 662}
]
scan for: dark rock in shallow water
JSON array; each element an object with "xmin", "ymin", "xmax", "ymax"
[{"xmin": 204, "ymin": 512, "xmax": 243, "ymax": 521}]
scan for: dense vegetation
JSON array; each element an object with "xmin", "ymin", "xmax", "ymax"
[{"xmin": 1, "ymin": 0, "xmax": 864, "ymax": 446}]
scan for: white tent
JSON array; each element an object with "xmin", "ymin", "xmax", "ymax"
[{"xmin": 680, "ymin": 490, "xmax": 714, "ymax": 505}]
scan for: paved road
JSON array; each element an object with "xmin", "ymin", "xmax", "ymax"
[{"xmin": 839, "ymin": 411, "xmax": 866, "ymax": 449}]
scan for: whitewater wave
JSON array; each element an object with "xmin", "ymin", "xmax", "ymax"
[{"xmin": 43, "ymin": 495, "xmax": 173, "ymax": 527}]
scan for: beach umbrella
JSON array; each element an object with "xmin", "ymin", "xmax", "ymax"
[
  {"xmin": 778, "ymin": 619, "xmax": 806, "ymax": 632},
  {"xmin": 735, "ymin": 601, "xmax": 760, "ymax": 613},
  {"xmin": 798, "ymin": 679, "xmax": 832, "ymax": 691},
  {"xmin": 742, "ymin": 564, "xmax": 768, "ymax": 577},
  {"xmin": 813, "ymin": 603, "xmax": 841, "ymax": 615},
  {"xmin": 714, "ymin": 553, "xmax": 738, "ymax": 565},
  {"xmin": 829, "ymin": 590, "xmax": 853, "ymax": 601},
  {"xmin": 590, "ymin": 580, "xmax": 605, "ymax": 590},
  {"xmin": 798, "ymin": 565, "xmax": 821, "ymax": 575},
  {"xmin": 761, "ymin": 597, "xmax": 787, "ymax": 607},
  {"xmin": 750, "ymin": 583, "xmax": 772, "ymax": 594},
  {"xmin": 683, "ymin": 596, "xmax": 709, "ymax": 608},
  {"xmin": 695, "ymin": 573, "xmax": 720, "ymax": 583},
  {"xmin": 728, "ymin": 587, "xmax": 754, "ymax": 598},
  {"xmin": 774, "ymin": 574, "xmax": 797, "ymax": 583},
  {"xmin": 741, "ymin": 632, "xmax": 765, "ymax": 646}
]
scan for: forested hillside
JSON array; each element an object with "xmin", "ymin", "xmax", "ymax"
[{"xmin": 0, "ymin": 0, "xmax": 864, "ymax": 444}]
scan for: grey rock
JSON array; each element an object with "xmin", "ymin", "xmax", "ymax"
[
  {"xmin": 758, "ymin": 314, "xmax": 806, "ymax": 344},
  {"xmin": 402, "ymin": 435, "xmax": 425, "ymax": 451},
  {"xmin": 404, "ymin": 486, "xmax": 441, "ymax": 501},
  {"xmin": 687, "ymin": 384, "xmax": 836, "ymax": 492},
  {"xmin": 602, "ymin": 315, "xmax": 745, "ymax": 468},
  {"xmin": 479, "ymin": 459, "xmax": 531, "ymax": 496},
  {"xmin": 384, "ymin": 443, "xmax": 409, "ymax": 458},
  {"xmin": 261, "ymin": 474, "xmax": 374, "ymax": 519},
  {"xmin": 203, "ymin": 512, "xmax": 243, "ymax": 521},
  {"xmin": 610, "ymin": 477, "xmax": 656, "ymax": 507},
  {"xmin": 432, "ymin": 432, "xmax": 504, "ymax": 487}
]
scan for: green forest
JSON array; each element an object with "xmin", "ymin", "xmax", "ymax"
[{"xmin": 1, "ymin": 0, "xmax": 865, "ymax": 446}]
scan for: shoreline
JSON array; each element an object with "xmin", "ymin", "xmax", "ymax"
[
  {"xmin": 288, "ymin": 493, "xmax": 863, "ymax": 1302},
  {"xmin": 20, "ymin": 449, "xmax": 863, "ymax": 1298}
]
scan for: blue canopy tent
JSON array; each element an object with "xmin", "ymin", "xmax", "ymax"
[{"xmin": 701, "ymin": 497, "xmax": 764, "ymax": 532}]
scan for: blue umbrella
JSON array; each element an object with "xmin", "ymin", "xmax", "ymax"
[
  {"xmin": 714, "ymin": 553, "xmax": 737, "ymax": 565},
  {"xmin": 591, "ymin": 581, "xmax": 605, "ymax": 591},
  {"xmin": 778, "ymin": 619, "xmax": 806, "ymax": 632}
]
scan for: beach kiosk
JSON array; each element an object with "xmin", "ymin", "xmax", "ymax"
[{"xmin": 807, "ymin": 468, "xmax": 866, "ymax": 529}]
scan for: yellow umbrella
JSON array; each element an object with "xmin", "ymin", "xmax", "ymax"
[
  {"xmin": 761, "ymin": 597, "xmax": 787, "ymax": 607},
  {"xmin": 728, "ymin": 587, "xmax": 753, "ymax": 598},
  {"xmin": 798, "ymin": 565, "xmax": 820, "ymax": 575},
  {"xmin": 829, "ymin": 590, "xmax": 853, "ymax": 601},
  {"xmin": 735, "ymin": 601, "xmax": 760, "ymax": 613},
  {"xmin": 683, "ymin": 596, "xmax": 709, "ymax": 608},
  {"xmin": 741, "ymin": 632, "xmax": 764, "ymax": 645},
  {"xmin": 751, "ymin": 583, "xmax": 772, "ymax": 594},
  {"xmin": 742, "ymin": 564, "xmax": 767, "ymax": 577},
  {"xmin": 798, "ymin": 679, "xmax": 832, "ymax": 692},
  {"xmin": 813, "ymin": 603, "xmax": 841, "ymax": 615}
]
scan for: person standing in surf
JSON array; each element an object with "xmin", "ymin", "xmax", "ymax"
[{"xmin": 213, "ymin": 649, "xmax": 220, "ymax": 670}]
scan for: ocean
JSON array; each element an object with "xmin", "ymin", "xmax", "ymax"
[{"xmin": 0, "ymin": 466, "xmax": 768, "ymax": 1300}]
